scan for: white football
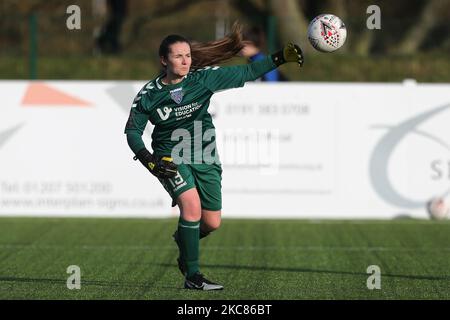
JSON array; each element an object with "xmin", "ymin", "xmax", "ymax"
[
  {"xmin": 307, "ymin": 14, "xmax": 347, "ymax": 52},
  {"xmin": 426, "ymin": 197, "xmax": 449, "ymax": 220}
]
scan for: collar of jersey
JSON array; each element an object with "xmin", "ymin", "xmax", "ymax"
[{"xmin": 156, "ymin": 74, "xmax": 188, "ymax": 91}]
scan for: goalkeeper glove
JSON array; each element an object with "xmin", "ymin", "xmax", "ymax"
[
  {"xmin": 133, "ymin": 148, "xmax": 178, "ymax": 179},
  {"xmin": 271, "ymin": 43, "xmax": 304, "ymax": 67}
]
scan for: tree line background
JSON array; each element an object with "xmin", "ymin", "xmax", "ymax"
[{"xmin": 1, "ymin": 0, "xmax": 449, "ymax": 81}]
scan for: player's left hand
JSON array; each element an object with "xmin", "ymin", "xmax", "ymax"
[
  {"xmin": 283, "ymin": 43, "xmax": 304, "ymax": 67},
  {"xmin": 271, "ymin": 43, "xmax": 304, "ymax": 67}
]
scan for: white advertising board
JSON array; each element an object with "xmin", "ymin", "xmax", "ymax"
[{"xmin": 0, "ymin": 81, "xmax": 449, "ymax": 218}]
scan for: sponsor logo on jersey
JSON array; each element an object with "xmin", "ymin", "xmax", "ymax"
[
  {"xmin": 157, "ymin": 107, "xmax": 173, "ymax": 120},
  {"xmin": 174, "ymin": 102, "xmax": 202, "ymax": 120},
  {"xmin": 169, "ymin": 87, "xmax": 184, "ymax": 104}
]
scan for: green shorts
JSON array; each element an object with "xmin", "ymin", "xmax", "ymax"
[{"xmin": 159, "ymin": 163, "xmax": 223, "ymax": 211}]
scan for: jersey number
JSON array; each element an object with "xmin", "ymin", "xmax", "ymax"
[{"xmin": 168, "ymin": 172, "xmax": 184, "ymax": 188}]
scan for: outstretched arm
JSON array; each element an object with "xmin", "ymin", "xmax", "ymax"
[
  {"xmin": 244, "ymin": 42, "xmax": 304, "ymax": 81},
  {"xmin": 198, "ymin": 43, "xmax": 304, "ymax": 92}
]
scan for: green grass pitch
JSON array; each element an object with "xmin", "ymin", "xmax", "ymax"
[{"xmin": 0, "ymin": 217, "xmax": 448, "ymax": 299}]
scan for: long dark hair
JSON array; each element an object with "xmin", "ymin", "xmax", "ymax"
[{"xmin": 158, "ymin": 22, "xmax": 245, "ymax": 70}]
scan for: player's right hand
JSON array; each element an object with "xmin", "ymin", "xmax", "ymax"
[
  {"xmin": 149, "ymin": 155, "xmax": 178, "ymax": 179},
  {"xmin": 134, "ymin": 149, "xmax": 178, "ymax": 179}
]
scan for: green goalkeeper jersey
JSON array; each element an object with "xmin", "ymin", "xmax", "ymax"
[{"xmin": 125, "ymin": 56, "xmax": 277, "ymax": 163}]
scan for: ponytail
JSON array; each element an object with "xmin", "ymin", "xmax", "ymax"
[
  {"xmin": 158, "ymin": 21, "xmax": 246, "ymax": 70},
  {"xmin": 190, "ymin": 21, "xmax": 245, "ymax": 69}
]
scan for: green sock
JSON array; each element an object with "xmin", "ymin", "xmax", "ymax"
[{"xmin": 178, "ymin": 217, "xmax": 200, "ymax": 277}]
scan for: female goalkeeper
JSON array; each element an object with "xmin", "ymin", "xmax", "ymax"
[{"xmin": 124, "ymin": 23, "xmax": 303, "ymax": 291}]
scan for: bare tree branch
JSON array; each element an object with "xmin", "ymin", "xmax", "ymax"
[
  {"xmin": 394, "ymin": 0, "xmax": 444, "ymax": 54},
  {"xmin": 353, "ymin": 29, "xmax": 375, "ymax": 55},
  {"xmin": 125, "ymin": 0, "xmax": 207, "ymax": 47},
  {"xmin": 229, "ymin": 0, "xmax": 269, "ymax": 25},
  {"xmin": 268, "ymin": 0, "xmax": 308, "ymax": 48}
]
